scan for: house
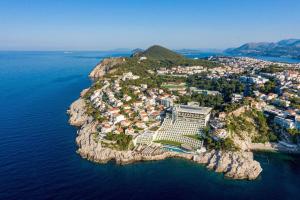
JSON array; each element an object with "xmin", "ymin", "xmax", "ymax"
[
  {"xmin": 139, "ymin": 56, "xmax": 147, "ymax": 61},
  {"xmin": 139, "ymin": 111, "xmax": 149, "ymax": 122},
  {"xmin": 101, "ymin": 122, "xmax": 113, "ymax": 133},
  {"xmin": 135, "ymin": 122, "xmax": 147, "ymax": 129},
  {"xmin": 121, "ymin": 120, "xmax": 131, "ymax": 127},
  {"xmin": 267, "ymin": 93, "xmax": 278, "ymax": 101},
  {"xmin": 134, "ymin": 101, "xmax": 143, "ymax": 108},
  {"xmin": 141, "ymin": 84, "xmax": 148, "ymax": 91},
  {"xmin": 123, "ymin": 95, "xmax": 132, "ymax": 102},
  {"xmin": 232, "ymin": 93, "xmax": 243, "ymax": 103},
  {"xmin": 123, "ymin": 104, "xmax": 131, "ymax": 110},
  {"xmin": 125, "ymin": 127, "xmax": 135, "ymax": 135},
  {"xmin": 250, "ymin": 100, "xmax": 266, "ymax": 110},
  {"xmin": 114, "ymin": 127, "xmax": 124, "ymax": 134},
  {"xmin": 213, "ymin": 129, "xmax": 228, "ymax": 140},
  {"xmin": 122, "ymin": 72, "xmax": 140, "ymax": 81},
  {"xmin": 114, "ymin": 114, "xmax": 125, "ymax": 124},
  {"xmin": 108, "ymin": 107, "xmax": 120, "ymax": 115}
]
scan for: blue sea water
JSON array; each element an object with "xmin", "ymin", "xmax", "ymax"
[{"xmin": 1, "ymin": 51, "xmax": 300, "ymax": 200}]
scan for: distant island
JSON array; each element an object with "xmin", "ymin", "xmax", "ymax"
[
  {"xmin": 68, "ymin": 45, "xmax": 300, "ymax": 180},
  {"xmin": 225, "ymin": 39, "xmax": 300, "ymax": 59}
]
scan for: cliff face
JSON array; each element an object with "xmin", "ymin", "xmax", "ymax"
[
  {"xmin": 194, "ymin": 150, "xmax": 262, "ymax": 180},
  {"xmin": 226, "ymin": 106, "xmax": 273, "ymax": 151},
  {"xmin": 68, "ymin": 95, "xmax": 262, "ymax": 180},
  {"xmin": 67, "ymin": 98, "xmax": 89, "ymax": 127},
  {"xmin": 89, "ymin": 57, "xmax": 125, "ymax": 79}
]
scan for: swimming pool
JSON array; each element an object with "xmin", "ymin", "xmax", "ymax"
[{"xmin": 163, "ymin": 145, "xmax": 192, "ymax": 154}]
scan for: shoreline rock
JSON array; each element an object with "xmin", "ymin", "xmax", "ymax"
[{"xmin": 194, "ymin": 150, "xmax": 262, "ymax": 180}]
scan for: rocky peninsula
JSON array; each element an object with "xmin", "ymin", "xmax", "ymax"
[
  {"xmin": 68, "ymin": 97, "xmax": 261, "ymax": 180},
  {"xmin": 68, "ymin": 52, "xmax": 263, "ymax": 180}
]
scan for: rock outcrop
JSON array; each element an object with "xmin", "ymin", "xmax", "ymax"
[
  {"xmin": 194, "ymin": 150, "xmax": 262, "ymax": 180},
  {"xmin": 89, "ymin": 57, "xmax": 125, "ymax": 79}
]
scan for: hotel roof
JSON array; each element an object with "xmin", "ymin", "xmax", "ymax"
[{"xmin": 176, "ymin": 105, "xmax": 212, "ymax": 115}]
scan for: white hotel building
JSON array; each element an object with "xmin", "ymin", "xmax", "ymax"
[
  {"xmin": 134, "ymin": 104, "xmax": 212, "ymax": 150},
  {"xmin": 171, "ymin": 105, "xmax": 212, "ymax": 127}
]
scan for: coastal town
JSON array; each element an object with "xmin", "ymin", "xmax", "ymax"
[{"xmin": 68, "ymin": 45, "xmax": 300, "ymax": 180}]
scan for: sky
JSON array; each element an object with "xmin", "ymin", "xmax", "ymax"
[{"xmin": 0, "ymin": 0, "xmax": 300, "ymax": 50}]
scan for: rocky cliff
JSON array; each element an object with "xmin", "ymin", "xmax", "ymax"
[
  {"xmin": 68, "ymin": 95, "xmax": 262, "ymax": 180},
  {"xmin": 194, "ymin": 150, "xmax": 262, "ymax": 180},
  {"xmin": 89, "ymin": 57, "xmax": 125, "ymax": 79},
  {"xmin": 67, "ymin": 98, "xmax": 90, "ymax": 127}
]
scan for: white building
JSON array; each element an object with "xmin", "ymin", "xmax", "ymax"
[
  {"xmin": 154, "ymin": 104, "xmax": 212, "ymax": 149},
  {"xmin": 231, "ymin": 93, "xmax": 243, "ymax": 103},
  {"xmin": 172, "ymin": 104, "xmax": 212, "ymax": 127},
  {"xmin": 113, "ymin": 114, "xmax": 125, "ymax": 124}
]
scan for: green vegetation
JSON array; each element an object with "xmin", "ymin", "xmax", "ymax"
[
  {"xmin": 154, "ymin": 140, "xmax": 182, "ymax": 147},
  {"xmin": 200, "ymin": 127, "xmax": 238, "ymax": 151},
  {"xmin": 203, "ymin": 136, "xmax": 239, "ymax": 151},
  {"xmin": 112, "ymin": 47, "xmax": 217, "ymax": 77},
  {"xmin": 223, "ymin": 101, "xmax": 246, "ymax": 113},
  {"xmin": 177, "ymin": 93, "xmax": 224, "ymax": 109},
  {"xmin": 162, "ymin": 82, "xmax": 186, "ymax": 89},
  {"xmin": 227, "ymin": 110, "xmax": 278, "ymax": 143},
  {"xmin": 138, "ymin": 45, "xmax": 184, "ymax": 62},
  {"xmin": 149, "ymin": 126, "xmax": 160, "ymax": 131},
  {"xmin": 104, "ymin": 132, "xmax": 133, "ymax": 150},
  {"xmin": 134, "ymin": 45, "xmax": 219, "ymax": 68},
  {"xmin": 184, "ymin": 134, "xmax": 201, "ymax": 140},
  {"xmin": 260, "ymin": 64, "xmax": 285, "ymax": 73},
  {"xmin": 227, "ymin": 116, "xmax": 254, "ymax": 139},
  {"xmin": 91, "ymin": 132, "xmax": 99, "ymax": 141},
  {"xmin": 85, "ymin": 100, "xmax": 108, "ymax": 123},
  {"xmin": 186, "ymin": 74, "xmax": 245, "ymax": 102},
  {"xmin": 290, "ymin": 97, "xmax": 300, "ymax": 109},
  {"xmin": 287, "ymin": 128, "xmax": 300, "ymax": 143},
  {"xmin": 259, "ymin": 79, "xmax": 277, "ymax": 94}
]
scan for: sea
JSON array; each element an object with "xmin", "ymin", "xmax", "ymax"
[{"xmin": 1, "ymin": 51, "xmax": 300, "ymax": 200}]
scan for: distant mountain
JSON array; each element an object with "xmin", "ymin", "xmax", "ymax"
[
  {"xmin": 225, "ymin": 39, "xmax": 300, "ymax": 59},
  {"xmin": 176, "ymin": 48, "xmax": 223, "ymax": 54},
  {"xmin": 134, "ymin": 45, "xmax": 184, "ymax": 61}
]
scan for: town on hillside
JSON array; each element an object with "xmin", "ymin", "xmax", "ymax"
[{"xmin": 83, "ymin": 46, "xmax": 300, "ymax": 156}]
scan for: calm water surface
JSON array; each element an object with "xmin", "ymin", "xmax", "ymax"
[{"xmin": 0, "ymin": 51, "xmax": 300, "ymax": 200}]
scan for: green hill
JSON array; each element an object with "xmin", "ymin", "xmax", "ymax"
[{"xmin": 138, "ymin": 45, "xmax": 184, "ymax": 62}]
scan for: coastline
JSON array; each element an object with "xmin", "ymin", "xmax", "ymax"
[
  {"xmin": 68, "ymin": 97, "xmax": 262, "ymax": 180},
  {"xmin": 67, "ymin": 58, "xmax": 263, "ymax": 180}
]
